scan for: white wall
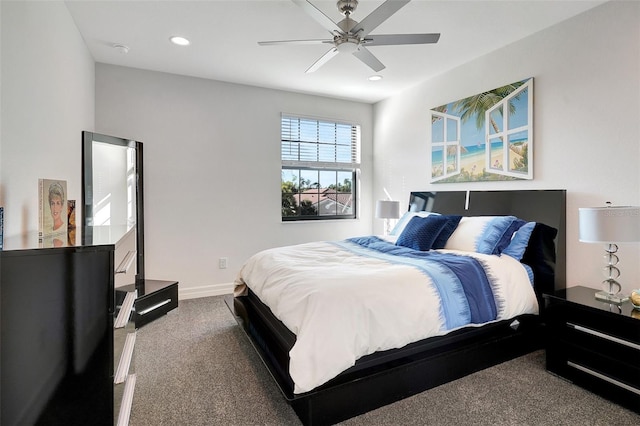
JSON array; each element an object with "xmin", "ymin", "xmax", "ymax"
[
  {"xmin": 0, "ymin": 1, "xmax": 95, "ymax": 237},
  {"xmin": 3, "ymin": 1, "xmax": 638, "ymax": 299},
  {"xmin": 95, "ymin": 64, "xmax": 373, "ymax": 298},
  {"xmin": 373, "ymin": 1, "xmax": 640, "ymax": 295}
]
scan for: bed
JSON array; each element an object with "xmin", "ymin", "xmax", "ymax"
[{"xmin": 227, "ymin": 190, "xmax": 566, "ymax": 425}]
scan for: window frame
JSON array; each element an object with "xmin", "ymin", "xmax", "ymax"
[{"xmin": 281, "ymin": 114, "xmax": 360, "ymax": 222}]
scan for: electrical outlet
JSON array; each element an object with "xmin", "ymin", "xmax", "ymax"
[{"xmin": 219, "ymin": 257, "xmax": 228, "ymax": 269}]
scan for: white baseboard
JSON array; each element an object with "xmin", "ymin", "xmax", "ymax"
[{"xmin": 178, "ymin": 282, "xmax": 234, "ymax": 300}]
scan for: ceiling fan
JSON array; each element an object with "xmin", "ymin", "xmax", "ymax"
[{"xmin": 258, "ymin": 0, "xmax": 440, "ymax": 73}]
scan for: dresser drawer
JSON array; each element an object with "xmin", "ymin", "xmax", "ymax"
[{"xmin": 114, "ymin": 289, "xmax": 136, "ymax": 426}]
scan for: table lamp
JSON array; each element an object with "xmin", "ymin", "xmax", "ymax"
[
  {"xmin": 375, "ymin": 200, "xmax": 400, "ymax": 236},
  {"xmin": 579, "ymin": 204, "xmax": 640, "ymax": 303}
]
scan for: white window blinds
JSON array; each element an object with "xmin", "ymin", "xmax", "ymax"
[{"xmin": 281, "ymin": 115, "xmax": 360, "ymax": 169}]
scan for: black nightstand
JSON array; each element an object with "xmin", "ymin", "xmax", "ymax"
[{"xmin": 544, "ymin": 286, "xmax": 640, "ymax": 412}]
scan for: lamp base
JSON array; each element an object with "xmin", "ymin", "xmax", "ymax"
[{"xmin": 595, "ymin": 290, "xmax": 629, "ymax": 304}]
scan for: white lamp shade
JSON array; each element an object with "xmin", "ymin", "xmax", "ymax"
[
  {"xmin": 579, "ymin": 206, "xmax": 640, "ymax": 243},
  {"xmin": 375, "ymin": 200, "xmax": 401, "ymax": 219}
]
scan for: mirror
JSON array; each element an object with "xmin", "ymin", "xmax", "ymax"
[{"xmin": 82, "ymin": 131, "xmax": 145, "ymax": 284}]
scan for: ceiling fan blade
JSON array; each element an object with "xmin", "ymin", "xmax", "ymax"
[
  {"xmin": 352, "ymin": 46, "xmax": 385, "ymax": 72},
  {"xmin": 293, "ymin": 0, "xmax": 342, "ymax": 34},
  {"xmin": 352, "ymin": 0, "xmax": 411, "ymax": 37},
  {"xmin": 306, "ymin": 48, "xmax": 339, "ymax": 73},
  {"xmin": 258, "ymin": 39, "xmax": 332, "ymax": 46},
  {"xmin": 363, "ymin": 33, "xmax": 441, "ymax": 46}
]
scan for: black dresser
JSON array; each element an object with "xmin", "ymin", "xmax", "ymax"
[
  {"xmin": 1, "ymin": 236, "xmax": 115, "ymax": 425},
  {"xmin": 544, "ymin": 286, "xmax": 640, "ymax": 412}
]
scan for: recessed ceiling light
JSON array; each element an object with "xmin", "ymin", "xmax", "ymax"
[
  {"xmin": 368, "ymin": 75, "xmax": 383, "ymax": 81},
  {"xmin": 170, "ymin": 36, "xmax": 190, "ymax": 46}
]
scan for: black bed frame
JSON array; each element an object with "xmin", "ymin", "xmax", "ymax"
[{"xmin": 227, "ymin": 190, "xmax": 567, "ymax": 425}]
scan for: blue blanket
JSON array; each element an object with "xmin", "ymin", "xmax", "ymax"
[{"xmin": 333, "ymin": 236, "xmax": 499, "ymax": 331}]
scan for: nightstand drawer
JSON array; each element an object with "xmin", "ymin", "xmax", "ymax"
[
  {"xmin": 563, "ymin": 304, "xmax": 640, "ymax": 344},
  {"xmin": 562, "ymin": 341, "xmax": 640, "ymax": 390},
  {"xmin": 134, "ymin": 281, "xmax": 178, "ymax": 328},
  {"xmin": 564, "ymin": 322, "xmax": 640, "ymax": 366}
]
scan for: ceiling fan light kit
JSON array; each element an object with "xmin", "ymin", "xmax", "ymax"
[
  {"xmin": 258, "ymin": 0, "xmax": 440, "ymax": 73},
  {"xmin": 335, "ymin": 37, "xmax": 359, "ymax": 54}
]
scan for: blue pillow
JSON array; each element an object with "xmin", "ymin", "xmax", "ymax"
[
  {"xmin": 444, "ymin": 216, "xmax": 524, "ymax": 255},
  {"xmin": 390, "ymin": 211, "xmax": 440, "ymax": 236},
  {"xmin": 493, "ymin": 218, "xmax": 527, "ymax": 254},
  {"xmin": 396, "ymin": 215, "xmax": 451, "ymax": 251},
  {"xmin": 431, "ymin": 215, "xmax": 463, "ymax": 249},
  {"xmin": 502, "ymin": 222, "xmax": 536, "ymax": 261}
]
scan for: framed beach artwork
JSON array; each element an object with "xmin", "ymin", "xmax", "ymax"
[{"xmin": 430, "ymin": 77, "xmax": 533, "ymax": 183}]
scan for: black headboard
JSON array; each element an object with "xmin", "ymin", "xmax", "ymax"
[{"xmin": 408, "ymin": 190, "xmax": 566, "ymax": 295}]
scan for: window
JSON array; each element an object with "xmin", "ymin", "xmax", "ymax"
[
  {"xmin": 485, "ymin": 79, "xmax": 533, "ymax": 179},
  {"xmin": 431, "ymin": 111, "xmax": 461, "ymax": 182},
  {"xmin": 281, "ymin": 114, "xmax": 360, "ymax": 221}
]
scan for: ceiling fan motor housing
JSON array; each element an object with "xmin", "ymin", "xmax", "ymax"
[
  {"xmin": 337, "ymin": 0, "xmax": 358, "ymax": 16},
  {"xmin": 337, "ymin": 17, "xmax": 358, "ymax": 34}
]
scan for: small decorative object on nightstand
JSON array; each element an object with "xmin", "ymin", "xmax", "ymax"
[
  {"xmin": 375, "ymin": 200, "xmax": 400, "ymax": 236},
  {"xmin": 630, "ymin": 289, "xmax": 640, "ymax": 310},
  {"xmin": 578, "ymin": 203, "xmax": 640, "ymax": 304}
]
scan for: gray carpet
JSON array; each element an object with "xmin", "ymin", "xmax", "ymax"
[{"xmin": 129, "ymin": 296, "xmax": 640, "ymax": 425}]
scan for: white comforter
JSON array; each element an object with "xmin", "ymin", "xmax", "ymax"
[{"xmin": 234, "ymin": 239, "xmax": 538, "ymax": 394}]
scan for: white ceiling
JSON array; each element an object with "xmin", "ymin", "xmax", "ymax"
[{"xmin": 65, "ymin": 0, "xmax": 605, "ymax": 104}]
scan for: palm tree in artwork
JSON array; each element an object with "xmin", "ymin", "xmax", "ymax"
[
  {"xmin": 431, "ymin": 105, "xmax": 448, "ymax": 123},
  {"xmin": 453, "ymin": 81, "xmax": 527, "ymax": 162},
  {"xmin": 453, "ymin": 81, "xmax": 524, "ymax": 134}
]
